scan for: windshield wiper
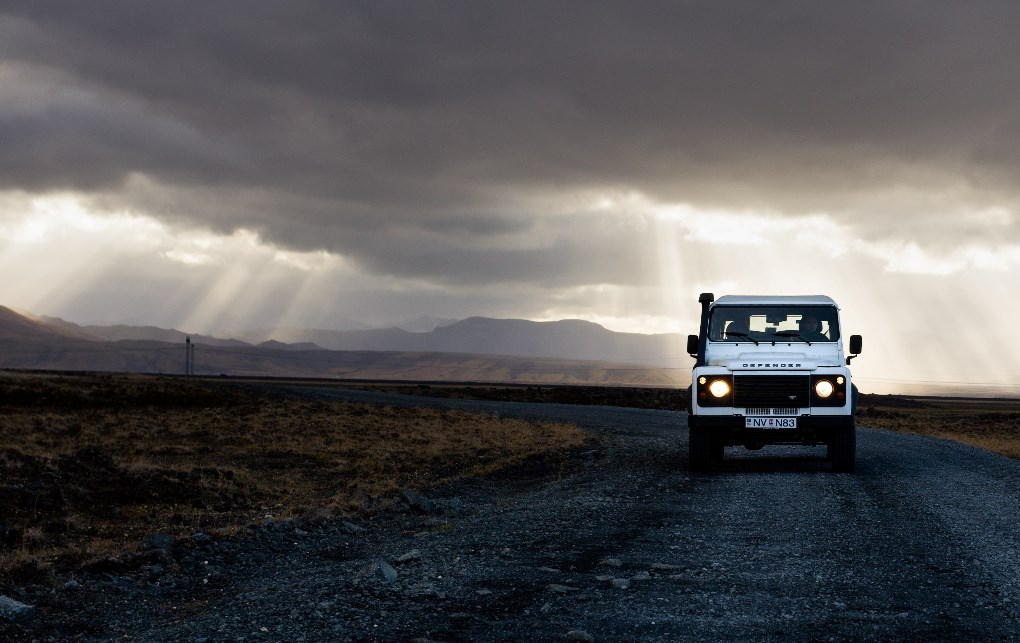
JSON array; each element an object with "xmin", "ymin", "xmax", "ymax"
[
  {"xmin": 726, "ymin": 332, "xmax": 759, "ymax": 346},
  {"xmin": 775, "ymin": 330, "xmax": 811, "ymax": 345}
]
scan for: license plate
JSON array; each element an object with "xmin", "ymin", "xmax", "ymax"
[{"xmin": 745, "ymin": 417, "xmax": 797, "ymax": 429}]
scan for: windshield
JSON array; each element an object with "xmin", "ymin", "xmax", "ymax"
[{"xmin": 709, "ymin": 306, "xmax": 840, "ymax": 342}]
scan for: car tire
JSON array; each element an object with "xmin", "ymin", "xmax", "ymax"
[
  {"xmin": 828, "ymin": 420, "xmax": 856, "ymax": 473},
  {"xmin": 689, "ymin": 423, "xmax": 712, "ymax": 473},
  {"xmin": 712, "ymin": 440, "xmax": 724, "ymax": 464}
]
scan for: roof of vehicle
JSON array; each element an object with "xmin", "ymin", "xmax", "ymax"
[{"xmin": 713, "ymin": 295, "xmax": 837, "ymax": 307}]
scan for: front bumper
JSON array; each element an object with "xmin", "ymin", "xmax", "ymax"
[{"xmin": 689, "ymin": 414, "xmax": 853, "ymax": 445}]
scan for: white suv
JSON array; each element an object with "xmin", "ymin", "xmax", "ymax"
[{"xmin": 686, "ymin": 293, "xmax": 862, "ymax": 472}]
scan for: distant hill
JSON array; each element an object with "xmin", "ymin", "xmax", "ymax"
[
  {"xmin": 394, "ymin": 315, "xmax": 458, "ymax": 333},
  {"xmin": 0, "ymin": 308, "xmax": 690, "ymax": 386},
  {"xmin": 41, "ymin": 316, "xmax": 249, "ymax": 348},
  {"xmin": 429, "ymin": 317, "xmax": 682, "ymax": 365},
  {"xmin": 228, "ymin": 316, "xmax": 374, "ymax": 344},
  {"xmin": 234, "ymin": 317, "xmax": 688, "ymax": 367},
  {"xmin": 0, "ymin": 307, "xmax": 100, "ymax": 342},
  {"xmin": 191, "ymin": 347, "xmax": 686, "ymax": 386},
  {"xmin": 34, "ymin": 315, "xmax": 688, "ymax": 367},
  {"xmin": 233, "ymin": 316, "xmax": 457, "ymax": 343}
]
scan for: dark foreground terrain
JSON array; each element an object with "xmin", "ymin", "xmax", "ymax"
[
  {"xmin": 0, "ymin": 373, "xmax": 589, "ymax": 590},
  {"xmin": 4, "ymin": 375, "xmax": 1020, "ymax": 640}
]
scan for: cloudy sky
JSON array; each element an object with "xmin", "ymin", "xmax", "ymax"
[{"xmin": 2, "ymin": 2, "xmax": 1019, "ymax": 395}]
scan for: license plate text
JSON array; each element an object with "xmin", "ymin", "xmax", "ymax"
[{"xmin": 745, "ymin": 417, "xmax": 797, "ymax": 429}]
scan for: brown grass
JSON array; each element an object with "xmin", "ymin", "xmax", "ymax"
[
  {"xmin": 6, "ymin": 373, "xmax": 1014, "ymax": 588},
  {"xmin": 858, "ymin": 394, "xmax": 1020, "ymax": 459},
  {"xmin": 340, "ymin": 382, "xmax": 687, "ymax": 411},
  {"xmin": 0, "ymin": 372, "xmax": 592, "ymax": 586}
]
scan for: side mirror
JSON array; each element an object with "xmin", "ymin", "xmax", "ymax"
[
  {"xmin": 687, "ymin": 334, "xmax": 699, "ymax": 357},
  {"xmin": 849, "ymin": 335, "xmax": 862, "ymax": 355},
  {"xmin": 847, "ymin": 334, "xmax": 862, "ymax": 365}
]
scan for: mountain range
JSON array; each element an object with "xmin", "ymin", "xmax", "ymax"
[{"xmin": 0, "ymin": 307, "xmax": 691, "ymax": 386}]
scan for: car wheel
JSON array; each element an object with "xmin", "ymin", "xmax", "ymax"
[
  {"xmin": 689, "ymin": 425, "xmax": 712, "ymax": 473},
  {"xmin": 828, "ymin": 420, "xmax": 856, "ymax": 473}
]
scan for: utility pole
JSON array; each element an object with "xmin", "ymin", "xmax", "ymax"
[{"xmin": 185, "ymin": 336, "xmax": 194, "ymax": 376}]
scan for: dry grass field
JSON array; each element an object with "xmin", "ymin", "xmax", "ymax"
[
  {"xmin": 341, "ymin": 382, "xmax": 688, "ymax": 411},
  {"xmin": 0, "ymin": 372, "xmax": 591, "ymax": 587},
  {"xmin": 354, "ymin": 385, "xmax": 1020, "ymax": 461},
  {"xmin": 858, "ymin": 393, "xmax": 1020, "ymax": 459},
  {"xmin": 3, "ymin": 371, "xmax": 1017, "ymax": 589}
]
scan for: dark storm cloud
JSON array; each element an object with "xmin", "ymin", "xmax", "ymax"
[{"xmin": 4, "ymin": 1, "xmax": 1020, "ymax": 283}]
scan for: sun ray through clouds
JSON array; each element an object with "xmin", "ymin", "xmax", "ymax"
[{"xmin": 0, "ymin": 193, "xmax": 166, "ymax": 316}]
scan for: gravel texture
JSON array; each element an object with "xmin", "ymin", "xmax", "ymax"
[{"xmin": 5, "ymin": 385, "xmax": 1020, "ymax": 641}]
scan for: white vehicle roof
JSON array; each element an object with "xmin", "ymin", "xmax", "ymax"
[{"xmin": 713, "ymin": 295, "xmax": 837, "ymax": 307}]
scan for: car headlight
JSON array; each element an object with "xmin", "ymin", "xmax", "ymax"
[
  {"xmin": 814, "ymin": 379, "xmax": 834, "ymax": 398},
  {"xmin": 708, "ymin": 379, "xmax": 731, "ymax": 398}
]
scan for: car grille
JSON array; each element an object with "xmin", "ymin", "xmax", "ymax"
[
  {"xmin": 734, "ymin": 375, "xmax": 810, "ymax": 408},
  {"xmin": 744, "ymin": 407, "xmax": 799, "ymax": 416}
]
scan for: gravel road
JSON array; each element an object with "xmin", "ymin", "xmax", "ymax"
[{"xmin": 6, "ymin": 385, "xmax": 1020, "ymax": 641}]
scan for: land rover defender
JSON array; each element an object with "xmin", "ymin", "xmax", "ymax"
[{"xmin": 686, "ymin": 293, "xmax": 862, "ymax": 472}]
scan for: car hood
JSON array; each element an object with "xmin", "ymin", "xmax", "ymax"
[{"xmin": 706, "ymin": 343, "xmax": 844, "ymax": 370}]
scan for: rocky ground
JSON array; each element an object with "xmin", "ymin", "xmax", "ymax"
[{"xmin": 5, "ymin": 384, "xmax": 1020, "ymax": 641}]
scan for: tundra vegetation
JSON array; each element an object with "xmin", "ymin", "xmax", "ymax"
[
  {"xmin": 0, "ymin": 372, "xmax": 590, "ymax": 587},
  {"xmin": 856, "ymin": 394, "xmax": 1020, "ymax": 459},
  {"xmin": 1, "ymin": 372, "xmax": 1017, "ymax": 589}
]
